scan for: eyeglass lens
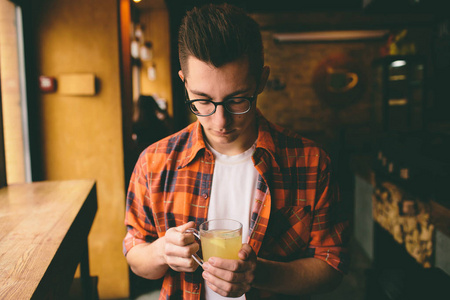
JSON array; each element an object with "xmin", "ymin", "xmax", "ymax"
[{"xmin": 190, "ymin": 99, "xmax": 251, "ymax": 116}]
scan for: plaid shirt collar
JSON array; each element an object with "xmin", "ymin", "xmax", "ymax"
[{"xmin": 178, "ymin": 109, "xmax": 280, "ymax": 169}]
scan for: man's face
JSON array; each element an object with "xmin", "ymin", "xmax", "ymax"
[{"xmin": 180, "ymin": 56, "xmax": 262, "ymax": 155}]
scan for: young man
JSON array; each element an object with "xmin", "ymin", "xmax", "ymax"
[{"xmin": 124, "ymin": 3, "xmax": 349, "ymax": 299}]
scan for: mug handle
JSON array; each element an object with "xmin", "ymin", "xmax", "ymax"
[{"xmin": 185, "ymin": 228, "xmax": 204, "ymax": 267}]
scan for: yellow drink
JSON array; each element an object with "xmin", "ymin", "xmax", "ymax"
[{"xmin": 201, "ymin": 229, "xmax": 242, "ymax": 261}]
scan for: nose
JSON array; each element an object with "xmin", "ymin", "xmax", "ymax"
[{"xmin": 211, "ymin": 105, "xmax": 231, "ymax": 129}]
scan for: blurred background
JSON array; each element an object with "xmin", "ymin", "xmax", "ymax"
[{"xmin": 0, "ymin": 0, "xmax": 449, "ymax": 299}]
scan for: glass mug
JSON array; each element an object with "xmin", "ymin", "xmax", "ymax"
[{"xmin": 186, "ymin": 219, "xmax": 243, "ymax": 267}]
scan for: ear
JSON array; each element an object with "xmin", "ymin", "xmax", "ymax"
[
  {"xmin": 256, "ymin": 65, "xmax": 270, "ymax": 94},
  {"xmin": 178, "ymin": 70, "xmax": 184, "ymax": 82}
]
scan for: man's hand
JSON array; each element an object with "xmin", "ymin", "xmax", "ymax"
[
  {"xmin": 164, "ymin": 221, "xmax": 200, "ymax": 273},
  {"xmin": 201, "ymin": 243, "xmax": 257, "ymax": 297}
]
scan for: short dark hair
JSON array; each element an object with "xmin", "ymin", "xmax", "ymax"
[{"xmin": 178, "ymin": 3, "xmax": 264, "ymax": 80}]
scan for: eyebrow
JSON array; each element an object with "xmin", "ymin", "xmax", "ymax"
[{"xmin": 185, "ymin": 80, "xmax": 252, "ymax": 100}]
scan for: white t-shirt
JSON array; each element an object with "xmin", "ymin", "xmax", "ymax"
[{"xmin": 205, "ymin": 143, "xmax": 259, "ymax": 300}]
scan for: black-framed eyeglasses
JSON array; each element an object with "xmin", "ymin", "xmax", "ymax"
[{"xmin": 184, "ymin": 86, "xmax": 257, "ymax": 117}]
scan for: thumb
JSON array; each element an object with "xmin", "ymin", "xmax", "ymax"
[
  {"xmin": 238, "ymin": 243, "xmax": 256, "ymax": 261},
  {"xmin": 178, "ymin": 221, "xmax": 196, "ymax": 233}
]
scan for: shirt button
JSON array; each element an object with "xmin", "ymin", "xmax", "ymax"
[
  {"xmin": 194, "ymin": 284, "xmax": 199, "ymax": 290},
  {"xmin": 202, "ymin": 193, "xmax": 208, "ymax": 199}
]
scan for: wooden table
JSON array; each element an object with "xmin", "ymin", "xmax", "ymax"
[{"xmin": 0, "ymin": 180, "xmax": 98, "ymax": 299}]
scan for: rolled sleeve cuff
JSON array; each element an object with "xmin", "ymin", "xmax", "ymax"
[
  {"xmin": 308, "ymin": 246, "xmax": 349, "ymax": 274},
  {"xmin": 123, "ymin": 231, "xmax": 148, "ymax": 256}
]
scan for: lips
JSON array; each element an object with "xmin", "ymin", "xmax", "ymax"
[{"xmin": 214, "ymin": 129, "xmax": 235, "ymax": 136}]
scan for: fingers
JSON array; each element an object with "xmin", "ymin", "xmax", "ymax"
[
  {"xmin": 163, "ymin": 221, "xmax": 200, "ymax": 272},
  {"xmin": 203, "ymin": 259, "xmax": 255, "ymax": 283},
  {"xmin": 206, "ymin": 257, "xmax": 243, "ymax": 272},
  {"xmin": 165, "ymin": 254, "xmax": 199, "ymax": 272},
  {"xmin": 165, "ymin": 238, "xmax": 199, "ymax": 258},
  {"xmin": 201, "ymin": 244, "xmax": 257, "ymax": 297},
  {"xmin": 202, "ymin": 266, "xmax": 252, "ymax": 297},
  {"xmin": 207, "ymin": 244, "xmax": 256, "ymax": 272}
]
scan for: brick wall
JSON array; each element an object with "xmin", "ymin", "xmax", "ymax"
[
  {"xmin": 252, "ymin": 12, "xmax": 434, "ymax": 156},
  {"xmin": 259, "ymin": 34, "xmax": 382, "ymax": 148}
]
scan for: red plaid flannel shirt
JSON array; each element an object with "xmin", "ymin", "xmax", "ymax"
[{"xmin": 124, "ymin": 111, "xmax": 350, "ymax": 299}]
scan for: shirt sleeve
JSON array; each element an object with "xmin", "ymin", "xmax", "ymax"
[
  {"xmin": 308, "ymin": 152, "xmax": 350, "ymax": 274},
  {"xmin": 123, "ymin": 153, "xmax": 158, "ymax": 256}
]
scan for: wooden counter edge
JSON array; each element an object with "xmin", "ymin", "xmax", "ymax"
[{"xmin": 31, "ymin": 180, "xmax": 98, "ymax": 299}]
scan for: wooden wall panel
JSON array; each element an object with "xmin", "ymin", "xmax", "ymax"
[{"xmin": 32, "ymin": 0, "xmax": 129, "ymax": 297}]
